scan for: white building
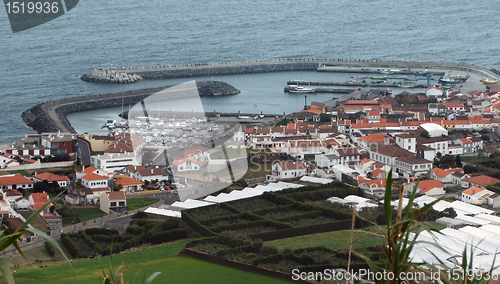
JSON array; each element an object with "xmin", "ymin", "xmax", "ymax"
[
  {"xmin": 81, "ymin": 173, "xmax": 109, "ymax": 189},
  {"xmin": 395, "ymin": 134, "xmax": 416, "ymax": 153},
  {"xmin": 268, "ymin": 160, "xmax": 308, "ymax": 181},
  {"xmin": 420, "ymin": 123, "xmax": 448, "ymax": 137},
  {"xmin": 90, "ymin": 152, "xmax": 141, "ymax": 172}
]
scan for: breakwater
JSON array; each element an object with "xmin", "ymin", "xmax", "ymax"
[
  {"xmin": 22, "ymin": 81, "xmax": 240, "ymax": 134},
  {"xmin": 81, "ymin": 58, "xmax": 500, "ymax": 84}
]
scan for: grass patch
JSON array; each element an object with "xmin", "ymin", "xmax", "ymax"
[
  {"xmin": 240, "ymin": 161, "xmax": 273, "ymax": 180},
  {"xmin": 70, "ymin": 206, "xmax": 107, "ymax": 221},
  {"xmin": 266, "ymin": 230, "xmax": 384, "ymax": 251},
  {"xmin": 5, "ymin": 239, "xmax": 293, "ymax": 284},
  {"xmin": 0, "ymin": 170, "xmax": 31, "ymax": 177},
  {"xmin": 20, "ymin": 212, "xmax": 47, "ymax": 232},
  {"xmin": 126, "ymin": 198, "xmax": 159, "ymax": 211}
]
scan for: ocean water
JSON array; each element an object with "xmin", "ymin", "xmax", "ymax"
[{"xmin": 2, "ymin": 0, "xmax": 500, "ymax": 143}]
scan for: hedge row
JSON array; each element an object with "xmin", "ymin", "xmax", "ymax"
[
  {"xmin": 249, "ymin": 219, "xmax": 354, "ymax": 242},
  {"xmin": 182, "ymin": 211, "xmax": 217, "ymax": 237},
  {"xmin": 84, "ymin": 227, "xmax": 119, "ymax": 236},
  {"xmin": 61, "ymin": 233, "xmax": 78, "ymax": 258},
  {"xmin": 211, "ymin": 220, "xmax": 293, "ymax": 234},
  {"xmin": 261, "ymin": 192, "xmax": 295, "ymax": 205},
  {"xmin": 149, "ymin": 228, "xmax": 189, "ymax": 245},
  {"xmin": 199, "ymin": 212, "xmax": 264, "ymax": 227}
]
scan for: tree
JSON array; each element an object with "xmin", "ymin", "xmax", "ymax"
[
  {"xmin": 319, "ymin": 113, "xmax": 331, "ymax": 122},
  {"xmin": 456, "ymin": 154, "xmax": 462, "ymax": 168},
  {"xmin": 420, "ymin": 130, "xmax": 431, "ymax": 139},
  {"xmin": 481, "ymin": 134, "xmax": 491, "ymax": 142}
]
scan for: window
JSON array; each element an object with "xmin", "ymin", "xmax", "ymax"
[
  {"xmin": 110, "ymin": 202, "xmax": 116, "ymax": 207},
  {"xmin": 119, "ymin": 201, "xmax": 125, "ymax": 207}
]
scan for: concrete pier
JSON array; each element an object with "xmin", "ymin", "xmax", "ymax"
[{"xmin": 81, "ymin": 57, "xmax": 499, "ymax": 85}]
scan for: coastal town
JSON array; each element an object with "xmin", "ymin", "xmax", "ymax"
[{"xmin": 4, "ymin": 63, "xmax": 500, "ymax": 280}]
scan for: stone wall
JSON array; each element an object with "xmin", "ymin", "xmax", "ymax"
[{"xmin": 21, "ymin": 81, "xmax": 240, "ymax": 134}]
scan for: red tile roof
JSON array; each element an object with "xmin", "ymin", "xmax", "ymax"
[
  {"xmin": 107, "ymin": 191, "xmax": 126, "ymax": 201},
  {"xmin": 417, "ymin": 180, "xmax": 444, "ymax": 193},
  {"xmin": 34, "ymin": 172, "xmax": 69, "ymax": 182},
  {"xmin": 0, "ymin": 174, "xmax": 35, "ymax": 186},
  {"xmin": 82, "ymin": 173, "xmax": 109, "ymax": 181},
  {"xmin": 464, "ymin": 175, "xmax": 500, "ymax": 188},
  {"xmin": 463, "ymin": 186, "xmax": 485, "ymax": 196},
  {"xmin": 115, "ymin": 177, "xmax": 143, "ymax": 186},
  {"xmin": 276, "ymin": 161, "xmax": 308, "ymax": 171}
]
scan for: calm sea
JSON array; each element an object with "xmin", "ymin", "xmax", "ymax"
[{"xmin": 2, "ymin": 0, "xmax": 500, "ymax": 143}]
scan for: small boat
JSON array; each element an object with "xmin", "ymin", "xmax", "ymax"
[
  {"xmin": 379, "ymin": 69, "xmax": 394, "ymax": 75},
  {"xmin": 288, "ymin": 85, "xmax": 315, "ymax": 93},
  {"xmin": 102, "ymin": 119, "xmax": 116, "ymax": 129},
  {"xmin": 480, "ymin": 78, "xmax": 499, "ymax": 84},
  {"xmin": 371, "ymin": 76, "xmax": 387, "ymax": 80}
]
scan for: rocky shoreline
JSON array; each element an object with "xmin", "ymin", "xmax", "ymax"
[{"xmin": 22, "ymin": 81, "xmax": 240, "ymax": 133}]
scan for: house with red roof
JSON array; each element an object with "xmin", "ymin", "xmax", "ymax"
[
  {"xmin": 0, "ymin": 174, "xmax": 35, "ymax": 191},
  {"xmin": 114, "ymin": 177, "xmax": 143, "ymax": 193},
  {"xmin": 28, "ymin": 192, "xmax": 52, "ymax": 216},
  {"xmin": 370, "ymin": 168, "xmax": 387, "ymax": 179},
  {"xmin": 33, "ymin": 172, "xmax": 70, "ymax": 188},
  {"xmin": 172, "ymin": 156, "xmax": 203, "ymax": 172},
  {"xmin": 461, "ymin": 186, "xmax": 496, "ymax": 205},
  {"xmin": 125, "ymin": 165, "xmax": 166, "ymax": 182},
  {"xmin": 431, "ymin": 167, "xmax": 464, "ymax": 184},
  {"xmin": 462, "ymin": 175, "xmax": 500, "ymax": 189},
  {"xmin": 414, "ymin": 180, "xmax": 445, "ymax": 197},
  {"xmin": 100, "ymin": 191, "xmax": 127, "ymax": 214},
  {"xmin": 76, "ymin": 165, "xmax": 111, "ymax": 180},
  {"xmin": 358, "ymin": 178, "xmax": 388, "ymax": 198},
  {"xmin": 81, "ymin": 173, "xmax": 109, "ymax": 189}
]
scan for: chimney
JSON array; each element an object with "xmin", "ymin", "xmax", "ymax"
[
  {"xmin": 384, "ymin": 135, "xmax": 390, "ymax": 145},
  {"xmin": 472, "ymin": 189, "xmax": 475, "ymax": 195},
  {"xmin": 151, "ymin": 169, "xmax": 153, "ymax": 174}
]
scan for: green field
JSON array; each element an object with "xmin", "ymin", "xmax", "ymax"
[
  {"xmin": 70, "ymin": 206, "xmax": 107, "ymax": 221},
  {"xmin": 266, "ymin": 230, "xmax": 384, "ymax": 251},
  {"xmin": 4, "ymin": 239, "xmax": 293, "ymax": 284},
  {"xmin": 126, "ymin": 198, "xmax": 159, "ymax": 211}
]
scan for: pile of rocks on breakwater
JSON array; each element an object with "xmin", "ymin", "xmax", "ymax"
[
  {"xmin": 81, "ymin": 68, "xmax": 143, "ymax": 83},
  {"xmin": 22, "ymin": 81, "xmax": 240, "ymax": 133},
  {"xmin": 81, "ymin": 62, "xmax": 318, "ymax": 83}
]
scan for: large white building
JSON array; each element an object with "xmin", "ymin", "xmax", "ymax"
[
  {"xmin": 91, "ymin": 152, "xmax": 141, "ymax": 172},
  {"xmin": 420, "ymin": 123, "xmax": 448, "ymax": 137}
]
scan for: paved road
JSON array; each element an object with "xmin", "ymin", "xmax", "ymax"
[{"xmin": 76, "ymin": 137, "xmax": 92, "ymax": 167}]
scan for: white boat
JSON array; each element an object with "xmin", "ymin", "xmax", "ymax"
[
  {"xmin": 103, "ymin": 119, "xmax": 116, "ymax": 129},
  {"xmin": 288, "ymin": 85, "xmax": 315, "ymax": 93}
]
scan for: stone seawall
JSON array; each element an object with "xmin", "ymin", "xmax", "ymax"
[
  {"xmin": 81, "ymin": 57, "xmax": 500, "ymax": 84},
  {"xmin": 22, "ymin": 81, "xmax": 240, "ymax": 134}
]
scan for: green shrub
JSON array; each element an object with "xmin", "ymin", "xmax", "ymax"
[
  {"xmin": 45, "ymin": 241, "xmax": 55, "ymax": 257},
  {"xmin": 259, "ymin": 245, "xmax": 278, "ymax": 257}
]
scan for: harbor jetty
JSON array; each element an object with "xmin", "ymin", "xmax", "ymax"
[
  {"xmin": 22, "ymin": 81, "xmax": 240, "ymax": 134},
  {"xmin": 80, "ymin": 58, "xmax": 500, "ymax": 84}
]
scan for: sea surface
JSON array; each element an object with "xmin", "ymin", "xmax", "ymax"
[{"xmin": 2, "ymin": 0, "xmax": 500, "ymax": 143}]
